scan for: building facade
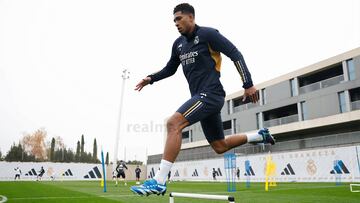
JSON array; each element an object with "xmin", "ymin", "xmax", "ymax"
[{"xmin": 148, "ymin": 47, "xmax": 360, "ymax": 165}]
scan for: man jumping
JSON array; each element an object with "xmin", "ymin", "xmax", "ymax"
[{"xmin": 131, "ymin": 3, "xmax": 275, "ymax": 196}]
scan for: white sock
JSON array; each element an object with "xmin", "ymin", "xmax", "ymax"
[
  {"xmin": 246, "ymin": 132, "xmax": 263, "ymax": 143},
  {"xmin": 153, "ymin": 159, "xmax": 173, "ymax": 185}
]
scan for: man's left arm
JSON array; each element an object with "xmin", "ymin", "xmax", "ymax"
[
  {"xmin": 207, "ymin": 29, "xmax": 258, "ymax": 102},
  {"xmin": 207, "ymin": 29, "xmax": 253, "ymax": 87}
]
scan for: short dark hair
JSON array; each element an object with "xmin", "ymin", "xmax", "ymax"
[{"xmin": 173, "ymin": 3, "xmax": 195, "ymax": 16}]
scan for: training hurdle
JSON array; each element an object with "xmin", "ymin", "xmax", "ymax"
[
  {"xmin": 169, "ymin": 192, "xmax": 235, "ymax": 203},
  {"xmin": 350, "ymin": 184, "xmax": 360, "ymax": 192}
]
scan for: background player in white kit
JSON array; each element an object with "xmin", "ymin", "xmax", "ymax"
[
  {"xmin": 115, "ymin": 160, "xmax": 128, "ymax": 186},
  {"xmin": 14, "ymin": 167, "xmax": 21, "ymax": 180}
]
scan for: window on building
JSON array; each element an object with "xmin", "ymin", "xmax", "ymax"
[
  {"xmin": 350, "ymin": 87, "xmax": 360, "ymax": 111},
  {"xmin": 223, "ymin": 120, "xmax": 232, "ymax": 130},
  {"xmin": 182, "ymin": 131, "xmax": 189, "ymax": 140},
  {"xmin": 233, "ymin": 119, "xmax": 237, "ymax": 134},
  {"xmin": 256, "ymin": 113, "xmax": 260, "ymax": 129},
  {"xmin": 227, "ymin": 100, "xmax": 231, "ymax": 114},
  {"xmin": 347, "ymin": 59, "xmax": 356, "ymax": 81},
  {"xmin": 261, "ymin": 88, "xmax": 266, "ymax": 105},
  {"xmin": 300, "ymin": 101, "xmax": 307, "ymax": 120},
  {"xmin": 338, "ymin": 91, "xmax": 346, "ymax": 113},
  {"xmin": 190, "ymin": 130, "xmax": 193, "ymax": 142},
  {"xmin": 290, "ymin": 79, "xmax": 297, "ymax": 96}
]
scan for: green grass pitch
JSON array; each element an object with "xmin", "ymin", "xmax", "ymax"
[{"xmin": 0, "ymin": 181, "xmax": 359, "ymax": 202}]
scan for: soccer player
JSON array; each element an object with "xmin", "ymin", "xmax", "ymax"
[
  {"xmin": 131, "ymin": 3, "xmax": 275, "ymax": 196},
  {"xmin": 167, "ymin": 171, "xmax": 171, "ymax": 183},
  {"xmin": 212, "ymin": 168, "xmax": 217, "ymax": 181},
  {"xmin": 14, "ymin": 167, "xmax": 21, "ymax": 180},
  {"xmin": 236, "ymin": 168, "xmax": 240, "ymax": 180},
  {"xmin": 135, "ymin": 165, "xmax": 142, "ymax": 184},
  {"xmin": 112, "ymin": 170, "xmax": 117, "ymax": 180},
  {"xmin": 37, "ymin": 166, "xmax": 45, "ymax": 181},
  {"xmin": 115, "ymin": 160, "xmax": 128, "ymax": 186}
]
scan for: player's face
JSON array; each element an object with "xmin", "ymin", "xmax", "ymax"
[{"xmin": 173, "ymin": 11, "xmax": 194, "ymax": 35}]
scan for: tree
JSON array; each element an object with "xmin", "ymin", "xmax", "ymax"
[
  {"xmin": 105, "ymin": 152, "xmax": 109, "ymax": 165},
  {"xmin": 21, "ymin": 128, "xmax": 48, "ymax": 160},
  {"xmin": 62, "ymin": 148, "xmax": 75, "ymax": 162},
  {"xmin": 0, "ymin": 149, "xmax": 2, "ymax": 161},
  {"xmin": 92, "ymin": 138, "xmax": 97, "ymax": 162},
  {"xmin": 81, "ymin": 134, "xmax": 85, "ymax": 162},
  {"xmin": 126, "ymin": 160, "xmax": 143, "ymax": 165},
  {"xmin": 75, "ymin": 141, "xmax": 80, "ymax": 162},
  {"xmin": 5, "ymin": 143, "xmax": 35, "ymax": 162},
  {"xmin": 50, "ymin": 137, "xmax": 55, "ymax": 161},
  {"xmin": 54, "ymin": 148, "xmax": 62, "ymax": 162}
]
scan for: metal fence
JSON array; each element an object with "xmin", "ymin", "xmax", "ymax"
[
  {"xmin": 233, "ymin": 102, "xmax": 259, "ymax": 113},
  {"xmin": 223, "ymin": 129, "xmax": 232, "ymax": 136},
  {"xmin": 147, "ymin": 131, "xmax": 360, "ymax": 164},
  {"xmin": 351, "ymin": 100, "xmax": 360, "ymax": 111}
]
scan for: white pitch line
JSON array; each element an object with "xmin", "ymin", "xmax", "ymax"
[
  {"xmin": 9, "ymin": 194, "xmax": 138, "ymax": 200},
  {"xmin": 263, "ymin": 185, "xmax": 341, "ymax": 192},
  {"xmin": 171, "ymin": 185, "xmax": 341, "ymax": 194},
  {"xmin": 99, "ymin": 194, "xmax": 139, "ymax": 198},
  {"xmin": 0, "ymin": 195, "xmax": 8, "ymax": 203}
]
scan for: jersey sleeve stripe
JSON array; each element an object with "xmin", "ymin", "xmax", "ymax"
[{"xmin": 234, "ymin": 60, "xmax": 247, "ymax": 84}]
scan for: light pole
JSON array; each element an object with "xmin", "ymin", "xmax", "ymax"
[{"xmin": 113, "ymin": 69, "xmax": 130, "ymax": 169}]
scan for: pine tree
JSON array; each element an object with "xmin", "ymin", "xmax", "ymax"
[
  {"xmin": 80, "ymin": 135, "xmax": 85, "ymax": 162},
  {"xmin": 105, "ymin": 152, "xmax": 109, "ymax": 165},
  {"xmin": 5, "ymin": 143, "xmax": 35, "ymax": 162},
  {"xmin": 54, "ymin": 148, "xmax": 62, "ymax": 162},
  {"xmin": 66, "ymin": 148, "xmax": 75, "ymax": 162},
  {"xmin": 92, "ymin": 138, "xmax": 97, "ymax": 162},
  {"xmin": 50, "ymin": 137, "xmax": 55, "ymax": 161},
  {"xmin": 76, "ymin": 141, "xmax": 80, "ymax": 162}
]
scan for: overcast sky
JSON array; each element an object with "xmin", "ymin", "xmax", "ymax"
[{"xmin": 1, "ymin": 0, "xmax": 359, "ymax": 163}]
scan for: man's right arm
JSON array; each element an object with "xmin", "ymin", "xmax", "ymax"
[
  {"xmin": 147, "ymin": 40, "xmax": 180, "ymax": 84},
  {"xmin": 135, "ymin": 40, "xmax": 180, "ymax": 91}
]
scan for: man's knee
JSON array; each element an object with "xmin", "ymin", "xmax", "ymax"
[
  {"xmin": 211, "ymin": 140, "xmax": 229, "ymax": 154},
  {"xmin": 213, "ymin": 146, "xmax": 227, "ymax": 154},
  {"xmin": 166, "ymin": 118, "xmax": 177, "ymax": 133},
  {"xmin": 166, "ymin": 113, "xmax": 188, "ymax": 133}
]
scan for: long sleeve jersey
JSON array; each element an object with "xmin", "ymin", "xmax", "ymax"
[
  {"xmin": 148, "ymin": 24, "xmax": 253, "ymax": 97},
  {"xmin": 116, "ymin": 162, "xmax": 128, "ymax": 172}
]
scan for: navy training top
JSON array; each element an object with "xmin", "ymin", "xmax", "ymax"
[{"xmin": 148, "ymin": 25, "xmax": 253, "ymax": 97}]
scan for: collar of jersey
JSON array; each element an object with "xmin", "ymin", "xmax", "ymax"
[{"xmin": 183, "ymin": 24, "xmax": 200, "ymax": 41}]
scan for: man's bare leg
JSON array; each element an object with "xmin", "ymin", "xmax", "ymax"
[
  {"xmin": 153, "ymin": 112, "xmax": 189, "ymax": 184},
  {"xmin": 210, "ymin": 129, "xmax": 275, "ymax": 154},
  {"xmin": 210, "ymin": 134, "xmax": 248, "ymax": 154}
]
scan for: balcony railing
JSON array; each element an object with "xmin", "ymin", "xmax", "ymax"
[
  {"xmin": 223, "ymin": 129, "xmax": 232, "ymax": 136},
  {"xmin": 263, "ymin": 114, "xmax": 299, "ymax": 128},
  {"xmin": 233, "ymin": 102, "xmax": 259, "ymax": 113},
  {"xmin": 299, "ymin": 75, "xmax": 344, "ymax": 94},
  {"xmin": 351, "ymin": 100, "xmax": 360, "ymax": 111},
  {"xmin": 181, "ymin": 138, "xmax": 190, "ymax": 144}
]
